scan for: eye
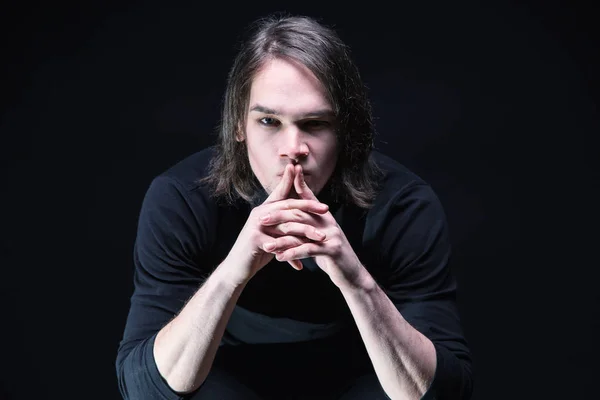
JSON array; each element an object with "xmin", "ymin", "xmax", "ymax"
[
  {"xmin": 259, "ymin": 117, "xmax": 280, "ymax": 127},
  {"xmin": 302, "ymin": 120, "xmax": 330, "ymax": 130}
]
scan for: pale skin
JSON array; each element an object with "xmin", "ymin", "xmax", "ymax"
[{"xmin": 153, "ymin": 57, "xmax": 437, "ymax": 399}]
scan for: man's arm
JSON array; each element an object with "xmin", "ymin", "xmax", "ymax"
[
  {"xmin": 152, "ymin": 164, "xmax": 328, "ymax": 393},
  {"xmin": 116, "ymin": 175, "xmax": 237, "ymax": 399},
  {"xmin": 340, "ymin": 270, "xmax": 436, "ymax": 400},
  {"xmin": 152, "ymin": 259, "xmax": 245, "ymax": 393},
  {"xmin": 265, "ymin": 167, "xmax": 472, "ymax": 400},
  {"xmin": 117, "ymin": 165, "xmax": 328, "ymax": 398}
]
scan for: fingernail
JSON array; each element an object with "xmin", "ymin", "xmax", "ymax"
[
  {"xmin": 315, "ymin": 230, "xmax": 325, "ymax": 238},
  {"xmin": 264, "ymin": 242, "xmax": 275, "ymax": 250},
  {"xmin": 260, "ymin": 214, "xmax": 269, "ymax": 222}
]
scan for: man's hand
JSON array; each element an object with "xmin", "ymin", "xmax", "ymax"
[
  {"xmin": 259, "ymin": 165, "xmax": 365, "ymax": 290},
  {"xmin": 221, "ymin": 164, "xmax": 329, "ymax": 286}
]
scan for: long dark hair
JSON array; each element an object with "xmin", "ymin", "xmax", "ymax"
[{"xmin": 201, "ymin": 13, "xmax": 382, "ymax": 208}]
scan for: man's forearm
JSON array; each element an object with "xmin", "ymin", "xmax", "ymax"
[
  {"xmin": 340, "ymin": 269, "xmax": 437, "ymax": 400},
  {"xmin": 153, "ymin": 260, "xmax": 247, "ymax": 394}
]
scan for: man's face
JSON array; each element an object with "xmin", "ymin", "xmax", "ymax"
[{"xmin": 240, "ymin": 57, "xmax": 338, "ymax": 197}]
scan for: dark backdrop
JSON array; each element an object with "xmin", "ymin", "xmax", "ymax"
[{"xmin": 1, "ymin": 1, "xmax": 597, "ymax": 399}]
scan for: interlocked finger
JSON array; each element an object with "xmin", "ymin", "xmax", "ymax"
[
  {"xmin": 262, "ymin": 235, "xmax": 309, "ymax": 253},
  {"xmin": 260, "ymin": 208, "xmax": 319, "ymax": 226},
  {"xmin": 263, "ymin": 222, "xmax": 326, "ymax": 242}
]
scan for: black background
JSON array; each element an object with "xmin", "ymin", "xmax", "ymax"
[{"xmin": 1, "ymin": 1, "xmax": 597, "ymax": 399}]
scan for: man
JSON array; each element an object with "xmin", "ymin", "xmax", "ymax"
[{"xmin": 116, "ymin": 13, "xmax": 473, "ymax": 400}]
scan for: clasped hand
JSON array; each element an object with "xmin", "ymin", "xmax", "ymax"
[{"xmin": 227, "ymin": 163, "xmax": 364, "ymax": 290}]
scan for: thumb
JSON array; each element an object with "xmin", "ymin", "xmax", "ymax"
[{"xmin": 293, "ymin": 164, "xmax": 317, "ymax": 200}]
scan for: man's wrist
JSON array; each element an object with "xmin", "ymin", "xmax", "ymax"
[
  {"xmin": 337, "ymin": 263, "xmax": 378, "ymax": 295},
  {"xmin": 214, "ymin": 258, "xmax": 251, "ymax": 291}
]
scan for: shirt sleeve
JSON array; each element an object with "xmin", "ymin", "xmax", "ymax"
[
  {"xmin": 115, "ymin": 175, "xmax": 215, "ymax": 400},
  {"xmin": 376, "ymin": 182, "xmax": 474, "ymax": 400}
]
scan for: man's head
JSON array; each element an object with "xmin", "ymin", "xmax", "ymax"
[{"xmin": 204, "ymin": 13, "xmax": 381, "ymax": 208}]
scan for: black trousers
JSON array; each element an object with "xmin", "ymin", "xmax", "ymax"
[{"xmin": 191, "ymin": 335, "xmax": 390, "ymax": 400}]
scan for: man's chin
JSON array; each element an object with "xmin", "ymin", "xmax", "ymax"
[
  {"xmin": 263, "ymin": 178, "xmax": 320, "ymax": 199},
  {"xmin": 264, "ymin": 186, "xmax": 314, "ymax": 199},
  {"xmin": 288, "ymin": 188, "xmax": 300, "ymax": 199}
]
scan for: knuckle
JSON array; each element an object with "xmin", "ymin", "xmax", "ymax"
[
  {"xmin": 333, "ymin": 240, "xmax": 343, "ymax": 254},
  {"xmin": 328, "ymin": 234, "xmax": 342, "ymax": 252}
]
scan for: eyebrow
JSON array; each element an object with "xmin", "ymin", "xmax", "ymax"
[{"xmin": 249, "ymin": 104, "xmax": 335, "ymax": 119}]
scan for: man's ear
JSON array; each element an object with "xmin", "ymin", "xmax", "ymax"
[{"xmin": 235, "ymin": 122, "xmax": 245, "ymax": 142}]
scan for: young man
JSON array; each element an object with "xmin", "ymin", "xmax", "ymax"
[{"xmin": 116, "ymin": 14, "xmax": 473, "ymax": 400}]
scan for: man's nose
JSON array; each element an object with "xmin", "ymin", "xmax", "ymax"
[{"xmin": 279, "ymin": 128, "xmax": 309, "ymax": 162}]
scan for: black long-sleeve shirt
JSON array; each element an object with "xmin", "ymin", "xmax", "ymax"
[{"xmin": 116, "ymin": 147, "xmax": 473, "ymax": 399}]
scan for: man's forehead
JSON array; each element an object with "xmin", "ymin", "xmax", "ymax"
[{"xmin": 246, "ymin": 58, "xmax": 332, "ymax": 118}]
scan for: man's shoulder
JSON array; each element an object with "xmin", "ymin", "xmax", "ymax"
[
  {"xmin": 156, "ymin": 146, "xmax": 216, "ymax": 192},
  {"xmin": 371, "ymin": 150, "xmax": 428, "ymax": 193},
  {"xmin": 367, "ymin": 151, "xmax": 447, "ymax": 227}
]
